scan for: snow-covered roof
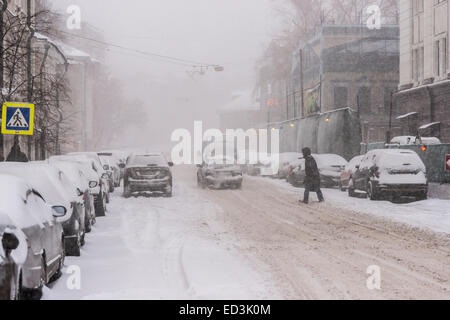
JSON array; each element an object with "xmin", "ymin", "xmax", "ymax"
[
  {"xmin": 396, "ymin": 112, "xmax": 418, "ymax": 120},
  {"xmin": 391, "ymin": 136, "xmax": 441, "ymax": 145},
  {"xmin": 419, "ymin": 122, "xmax": 440, "ymax": 130},
  {"xmin": 220, "ymin": 91, "xmax": 259, "ymax": 112},
  {"xmin": 34, "ymin": 32, "xmax": 92, "ymax": 63}
]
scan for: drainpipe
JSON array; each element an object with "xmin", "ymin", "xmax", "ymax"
[
  {"xmin": 38, "ymin": 43, "xmax": 50, "ymax": 160},
  {"xmin": 425, "ymin": 85, "xmax": 434, "ymax": 122},
  {"xmin": 25, "ymin": 0, "xmax": 35, "ymax": 158},
  {"xmin": 0, "ymin": 0, "xmax": 8, "ymax": 160}
]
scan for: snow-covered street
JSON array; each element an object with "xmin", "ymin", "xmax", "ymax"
[
  {"xmin": 43, "ymin": 165, "xmax": 450, "ymax": 300},
  {"xmin": 44, "ymin": 166, "xmax": 279, "ymax": 300}
]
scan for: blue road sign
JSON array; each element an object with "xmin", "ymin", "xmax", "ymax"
[{"xmin": 1, "ymin": 102, "xmax": 35, "ymax": 135}]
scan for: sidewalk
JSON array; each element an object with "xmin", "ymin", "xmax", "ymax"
[{"xmin": 429, "ymin": 183, "xmax": 450, "ymax": 200}]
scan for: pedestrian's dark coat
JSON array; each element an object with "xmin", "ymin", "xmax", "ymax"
[
  {"xmin": 6, "ymin": 144, "xmax": 28, "ymax": 162},
  {"xmin": 304, "ymin": 155, "xmax": 320, "ymax": 189}
]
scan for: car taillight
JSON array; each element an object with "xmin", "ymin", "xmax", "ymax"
[
  {"xmin": 26, "ymin": 239, "xmax": 31, "ymax": 249},
  {"xmin": 82, "ymin": 192, "xmax": 86, "ymax": 201}
]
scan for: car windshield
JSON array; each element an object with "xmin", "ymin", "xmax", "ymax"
[{"xmin": 129, "ymin": 155, "xmax": 167, "ymax": 167}]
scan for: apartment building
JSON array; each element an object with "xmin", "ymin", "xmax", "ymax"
[
  {"xmin": 291, "ymin": 25, "xmax": 400, "ymax": 143},
  {"xmin": 396, "ymin": 0, "xmax": 450, "ymax": 142}
]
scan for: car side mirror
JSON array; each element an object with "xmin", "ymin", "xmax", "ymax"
[
  {"xmin": 118, "ymin": 163, "xmax": 126, "ymax": 169},
  {"xmin": 355, "ymin": 165, "xmax": 360, "ymax": 169},
  {"xmin": 2, "ymin": 232, "xmax": 19, "ymax": 251},
  {"xmin": 89, "ymin": 181, "xmax": 98, "ymax": 188},
  {"xmin": 52, "ymin": 205, "xmax": 67, "ymax": 218},
  {"xmin": 168, "ymin": 162, "xmax": 174, "ymax": 167},
  {"xmin": 77, "ymin": 188, "xmax": 84, "ymax": 197}
]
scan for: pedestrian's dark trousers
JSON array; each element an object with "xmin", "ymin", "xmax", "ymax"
[{"xmin": 304, "ymin": 184, "xmax": 324, "ymax": 203}]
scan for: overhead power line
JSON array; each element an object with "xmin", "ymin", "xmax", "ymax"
[{"xmin": 58, "ymin": 30, "xmax": 222, "ymax": 68}]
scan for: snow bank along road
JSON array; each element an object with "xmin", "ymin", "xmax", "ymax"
[{"xmin": 46, "ymin": 165, "xmax": 450, "ymax": 300}]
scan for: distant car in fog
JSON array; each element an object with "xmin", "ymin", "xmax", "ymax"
[
  {"xmin": 197, "ymin": 156, "xmax": 243, "ymax": 189},
  {"xmin": 123, "ymin": 153, "xmax": 174, "ymax": 198}
]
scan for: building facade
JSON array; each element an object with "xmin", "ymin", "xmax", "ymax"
[
  {"xmin": 291, "ymin": 25, "xmax": 400, "ymax": 144},
  {"xmin": 396, "ymin": 0, "xmax": 450, "ymax": 142}
]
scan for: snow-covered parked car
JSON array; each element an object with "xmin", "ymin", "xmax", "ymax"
[
  {"xmin": 123, "ymin": 153, "xmax": 174, "ymax": 197},
  {"xmin": 0, "ymin": 162, "xmax": 86, "ymax": 256},
  {"xmin": 197, "ymin": 156, "xmax": 243, "ymax": 189},
  {"xmin": 98, "ymin": 150, "xmax": 128, "ymax": 180},
  {"xmin": 0, "ymin": 217, "xmax": 27, "ymax": 300},
  {"xmin": 339, "ymin": 155, "xmax": 364, "ymax": 191},
  {"xmin": 99, "ymin": 155, "xmax": 121, "ymax": 190},
  {"xmin": 63, "ymin": 153, "xmax": 110, "ymax": 210},
  {"xmin": 287, "ymin": 154, "xmax": 348, "ymax": 188},
  {"xmin": 277, "ymin": 152, "xmax": 303, "ymax": 179},
  {"xmin": 348, "ymin": 149, "xmax": 428, "ymax": 201},
  {"xmin": 67, "ymin": 152, "xmax": 112, "ymax": 201},
  {"xmin": 0, "ymin": 174, "xmax": 66, "ymax": 300},
  {"xmin": 48, "ymin": 159, "xmax": 96, "ymax": 233}
]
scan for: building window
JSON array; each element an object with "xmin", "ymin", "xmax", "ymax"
[
  {"xmin": 334, "ymin": 86, "xmax": 348, "ymax": 108},
  {"xmin": 358, "ymin": 87, "xmax": 371, "ymax": 115},
  {"xmin": 434, "ymin": 38, "xmax": 447, "ymax": 78},
  {"xmin": 413, "ymin": 0, "xmax": 424, "ymax": 14},
  {"xmin": 412, "ymin": 46, "xmax": 424, "ymax": 82}
]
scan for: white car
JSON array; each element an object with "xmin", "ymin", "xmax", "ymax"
[{"xmin": 349, "ymin": 149, "xmax": 428, "ymax": 200}]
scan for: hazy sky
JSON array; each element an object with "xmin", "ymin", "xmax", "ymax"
[{"xmin": 50, "ymin": 0, "xmax": 282, "ymax": 149}]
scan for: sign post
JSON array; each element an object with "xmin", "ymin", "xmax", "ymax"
[{"xmin": 1, "ymin": 102, "xmax": 35, "ymax": 136}]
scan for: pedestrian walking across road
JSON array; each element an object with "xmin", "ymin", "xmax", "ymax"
[
  {"xmin": 6, "ymin": 140, "xmax": 28, "ymax": 162},
  {"xmin": 300, "ymin": 147, "xmax": 324, "ymax": 204}
]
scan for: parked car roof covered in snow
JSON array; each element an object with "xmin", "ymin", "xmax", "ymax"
[
  {"xmin": 48, "ymin": 159, "xmax": 89, "ymax": 191},
  {"xmin": 361, "ymin": 149, "xmax": 426, "ymax": 172},
  {"xmin": 0, "ymin": 162, "xmax": 75, "ymax": 218},
  {"xmin": 314, "ymin": 154, "xmax": 348, "ymax": 169},
  {"xmin": 390, "ymin": 136, "xmax": 441, "ymax": 145}
]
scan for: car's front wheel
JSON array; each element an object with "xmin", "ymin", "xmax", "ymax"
[
  {"xmin": 367, "ymin": 181, "xmax": 379, "ymax": 201},
  {"xmin": 348, "ymin": 179, "xmax": 356, "ymax": 197},
  {"xmin": 95, "ymin": 193, "xmax": 107, "ymax": 216},
  {"xmin": 339, "ymin": 180, "xmax": 346, "ymax": 192},
  {"xmin": 123, "ymin": 184, "xmax": 131, "ymax": 198}
]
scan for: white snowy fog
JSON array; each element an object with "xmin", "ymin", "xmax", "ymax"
[
  {"xmin": 2, "ymin": 0, "xmax": 450, "ymax": 304},
  {"xmin": 50, "ymin": 0, "xmax": 278, "ymax": 151}
]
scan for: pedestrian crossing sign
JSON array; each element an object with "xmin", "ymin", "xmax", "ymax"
[{"xmin": 1, "ymin": 102, "xmax": 35, "ymax": 135}]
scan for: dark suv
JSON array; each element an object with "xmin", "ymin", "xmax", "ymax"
[{"xmin": 123, "ymin": 154, "xmax": 174, "ymax": 198}]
